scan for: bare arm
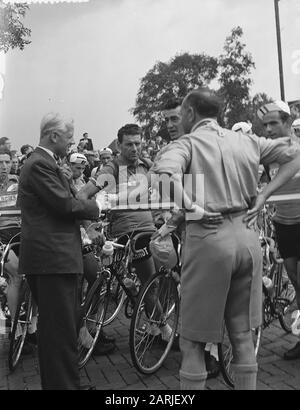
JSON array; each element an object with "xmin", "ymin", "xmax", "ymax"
[{"xmin": 245, "ymin": 152, "xmax": 300, "ymax": 224}]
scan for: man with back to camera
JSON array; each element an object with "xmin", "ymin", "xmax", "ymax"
[
  {"xmin": 151, "ymin": 88, "xmax": 300, "ymax": 389},
  {"xmin": 17, "ymin": 112, "xmax": 103, "ymax": 390},
  {"xmin": 152, "ymin": 97, "xmax": 221, "ymax": 378},
  {"xmin": 257, "ymin": 101, "xmax": 300, "ymax": 360}
]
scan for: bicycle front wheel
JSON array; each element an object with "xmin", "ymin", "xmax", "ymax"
[
  {"xmin": 218, "ymin": 324, "xmax": 261, "ymax": 389},
  {"xmin": 78, "ymin": 275, "xmax": 108, "ymax": 369},
  {"xmin": 276, "ymin": 265, "xmax": 297, "ymax": 332},
  {"xmin": 129, "ymin": 271, "xmax": 179, "ymax": 375},
  {"xmin": 8, "ymin": 280, "xmax": 33, "ymax": 372}
]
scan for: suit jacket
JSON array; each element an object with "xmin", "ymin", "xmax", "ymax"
[{"xmin": 18, "ymin": 147, "xmax": 99, "ymax": 275}]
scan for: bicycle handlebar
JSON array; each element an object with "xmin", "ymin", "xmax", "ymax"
[
  {"xmin": 107, "ymin": 202, "xmax": 178, "ymax": 213},
  {"xmin": 0, "ymin": 210, "xmax": 21, "ymax": 217}
]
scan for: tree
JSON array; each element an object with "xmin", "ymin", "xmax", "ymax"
[
  {"xmin": 132, "ymin": 52, "xmax": 218, "ymax": 130},
  {"xmin": 0, "ymin": 1, "xmax": 31, "ymax": 53},
  {"xmin": 218, "ymin": 26, "xmax": 255, "ymax": 128}
]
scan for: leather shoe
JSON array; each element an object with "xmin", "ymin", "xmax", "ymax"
[
  {"xmin": 25, "ymin": 332, "xmax": 38, "ymax": 346},
  {"xmin": 78, "ymin": 384, "xmax": 96, "ymax": 390},
  {"xmin": 156, "ymin": 334, "xmax": 180, "ymax": 351},
  {"xmin": 283, "ymin": 341, "xmax": 300, "ymax": 360},
  {"xmin": 98, "ymin": 331, "xmax": 115, "ymax": 344},
  {"xmin": 205, "ymin": 352, "xmax": 220, "ymax": 379},
  {"xmin": 93, "ymin": 341, "xmax": 116, "ymax": 356}
]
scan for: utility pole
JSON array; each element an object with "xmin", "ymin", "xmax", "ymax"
[{"xmin": 274, "ymin": 0, "xmax": 285, "ymax": 101}]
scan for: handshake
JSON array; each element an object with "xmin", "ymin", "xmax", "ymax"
[{"xmin": 95, "ymin": 192, "xmax": 118, "ymax": 212}]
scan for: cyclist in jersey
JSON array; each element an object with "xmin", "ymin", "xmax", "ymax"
[
  {"xmin": 78, "ymin": 124, "xmax": 177, "ymax": 346},
  {"xmin": 257, "ymin": 101, "xmax": 300, "ymax": 361},
  {"xmin": 60, "ymin": 152, "xmax": 116, "ymax": 355}
]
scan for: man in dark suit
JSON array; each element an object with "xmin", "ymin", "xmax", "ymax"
[{"xmin": 18, "ymin": 112, "xmax": 101, "ymax": 390}]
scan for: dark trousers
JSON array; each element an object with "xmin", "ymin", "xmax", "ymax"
[{"xmin": 26, "ymin": 274, "xmax": 80, "ymax": 390}]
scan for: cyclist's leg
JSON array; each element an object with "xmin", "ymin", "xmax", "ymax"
[
  {"xmin": 81, "ymin": 250, "xmax": 115, "ymax": 350},
  {"xmin": 5, "ymin": 249, "xmax": 22, "ymax": 319},
  {"xmin": 284, "ymin": 258, "xmax": 300, "ymax": 308},
  {"xmin": 133, "ymin": 257, "xmax": 173, "ymax": 341}
]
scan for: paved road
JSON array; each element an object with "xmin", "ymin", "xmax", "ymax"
[{"xmin": 1, "ymin": 310, "xmax": 300, "ymax": 390}]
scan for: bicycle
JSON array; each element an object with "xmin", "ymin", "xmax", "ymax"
[
  {"xmin": 0, "ymin": 210, "xmax": 35, "ymax": 371},
  {"xmin": 218, "ymin": 234, "xmax": 296, "ymax": 388},
  {"xmin": 77, "ymin": 212, "xmax": 157, "ymax": 368},
  {"xmin": 78, "ymin": 203, "xmax": 181, "ymax": 372},
  {"xmin": 129, "ymin": 233, "xmax": 181, "ymax": 374}
]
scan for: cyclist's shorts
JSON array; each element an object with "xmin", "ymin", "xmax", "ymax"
[{"xmin": 274, "ymin": 221, "xmax": 300, "ymax": 260}]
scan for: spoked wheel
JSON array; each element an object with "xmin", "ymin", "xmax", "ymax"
[
  {"xmin": 130, "ymin": 270, "xmax": 179, "ymax": 374},
  {"xmin": 8, "ymin": 280, "xmax": 33, "ymax": 371},
  {"xmin": 275, "ymin": 265, "xmax": 297, "ymax": 332},
  {"xmin": 78, "ymin": 275, "xmax": 108, "ymax": 369},
  {"xmin": 218, "ymin": 324, "xmax": 261, "ymax": 389}
]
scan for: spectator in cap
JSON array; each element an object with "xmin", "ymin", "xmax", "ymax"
[
  {"xmin": 232, "ymin": 122, "xmax": 253, "ymax": 134},
  {"xmin": 91, "ymin": 148, "xmax": 113, "ymax": 178},
  {"xmin": 68, "ymin": 153, "xmax": 88, "ymax": 192}
]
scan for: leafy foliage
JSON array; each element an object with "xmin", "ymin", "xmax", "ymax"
[
  {"xmin": 218, "ymin": 26, "xmax": 255, "ymax": 128},
  {"xmin": 133, "ymin": 26, "xmax": 273, "ymax": 136},
  {"xmin": 132, "ymin": 52, "xmax": 218, "ymax": 130},
  {"xmin": 0, "ymin": 1, "xmax": 31, "ymax": 53}
]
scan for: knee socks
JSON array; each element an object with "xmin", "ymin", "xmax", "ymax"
[
  {"xmin": 179, "ymin": 370, "xmax": 207, "ymax": 390},
  {"xmin": 231, "ymin": 363, "xmax": 258, "ymax": 390}
]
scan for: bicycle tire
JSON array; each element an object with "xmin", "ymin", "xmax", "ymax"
[
  {"xmin": 275, "ymin": 264, "xmax": 296, "ymax": 332},
  {"xmin": 129, "ymin": 270, "xmax": 179, "ymax": 375},
  {"xmin": 78, "ymin": 274, "xmax": 109, "ymax": 369},
  {"xmin": 218, "ymin": 324, "xmax": 261, "ymax": 389},
  {"xmin": 8, "ymin": 280, "xmax": 33, "ymax": 372}
]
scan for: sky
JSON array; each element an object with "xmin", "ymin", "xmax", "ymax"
[{"xmin": 0, "ymin": 0, "xmax": 300, "ymax": 152}]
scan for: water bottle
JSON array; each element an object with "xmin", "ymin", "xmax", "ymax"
[
  {"xmin": 262, "ymin": 276, "xmax": 274, "ymax": 296},
  {"xmin": 124, "ymin": 276, "xmax": 138, "ymax": 297},
  {"xmin": 102, "ymin": 241, "xmax": 114, "ymax": 266},
  {"xmin": 0, "ymin": 277, "xmax": 7, "ymax": 292}
]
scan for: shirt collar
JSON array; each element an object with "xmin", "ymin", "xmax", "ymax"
[
  {"xmin": 38, "ymin": 146, "xmax": 56, "ymax": 160},
  {"xmin": 191, "ymin": 118, "xmax": 219, "ymax": 133},
  {"xmin": 38, "ymin": 146, "xmax": 60, "ymax": 163},
  {"xmin": 117, "ymin": 155, "xmax": 143, "ymax": 168}
]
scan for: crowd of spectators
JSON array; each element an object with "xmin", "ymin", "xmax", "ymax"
[{"xmin": 0, "ymin": 129, "xmax": 173, "ymax": 182}]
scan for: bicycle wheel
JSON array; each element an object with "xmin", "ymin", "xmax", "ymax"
[
  {"xmin": 130, "ymin": 270, "xmax": 179, "ymax": 374},
  {"xmin": 275, "ymin": 264, "xmax": 297, "ymax": 332},
  {"xmin": 8, "ymin": 280, "xmax": 33, "ymax": 371},
  {"xmin": 78, "ymin": 274, "xmax": 109, "ymax": 369},
  {"xmin": 218, "ymin": 324, "xmax": 261, "ymax": 389}
]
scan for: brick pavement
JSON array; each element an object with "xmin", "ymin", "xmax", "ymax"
[{"xmin": 1, "ymin": 309, "xmax": 300, "ymax": 390}]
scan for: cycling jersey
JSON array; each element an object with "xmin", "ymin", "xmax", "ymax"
[{"xmin": 0, "ymin": 175, "xmax": 20, "ymax": 227}]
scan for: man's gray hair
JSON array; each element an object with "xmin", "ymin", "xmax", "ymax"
[{"xmin": 40, "ymin": 112, "xmax": 74, "ymax": 138}]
